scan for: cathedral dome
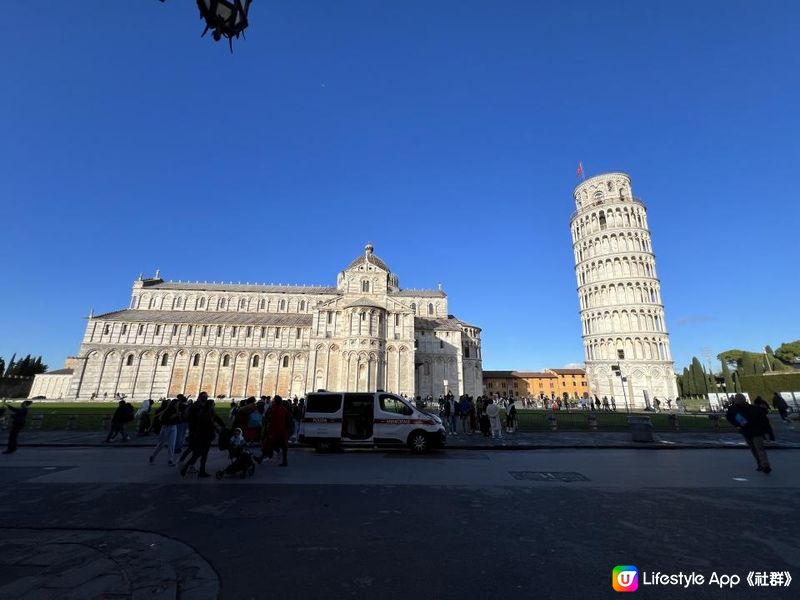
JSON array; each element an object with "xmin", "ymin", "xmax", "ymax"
[{"xmin": 346, "ymin": 242, "xmax": 391, "ymax": 273}]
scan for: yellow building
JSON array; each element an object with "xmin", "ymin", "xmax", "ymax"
[{"xmin": 483, "ymin": 368, "xmax": 589, "ymax": 399}]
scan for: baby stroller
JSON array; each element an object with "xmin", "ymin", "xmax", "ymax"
[{"xmin": 215, "ymin": 428, "xmax": 257, "ymax": 479}]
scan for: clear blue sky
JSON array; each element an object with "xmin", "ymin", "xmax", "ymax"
[{"xmin": 1, "ymin": 1, "xmax": 798, "ymax": 374}]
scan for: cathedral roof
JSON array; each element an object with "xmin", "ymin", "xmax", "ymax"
[
  {"xmin": 38, "ymin": 368, "xmax": 74, "ymax": 376},
  {"xmin": 346, "ymin": 243, "xmax": 391, "ymax": 272},
  {"xmin": 390, "ymin": 289, "xmax": 446, "ymax": 298},
  {"xmin": 414, "ymin": 317, "xmax": 467, "ymax": 332},
  {"xmin": 94, "ymin": 309, "xmax": 313, "ymax": 327},
  {"xmin": 143, "ymin": 281, "xmax": 337, "ymax": 294},
  {"xmin": 344, "ymin": 298, "xmax": 385, "ymax": 309}
]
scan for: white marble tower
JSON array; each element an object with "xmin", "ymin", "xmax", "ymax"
[{"xmin": 570, "ymin": 172, "xmax": 677, "ymax": 408}]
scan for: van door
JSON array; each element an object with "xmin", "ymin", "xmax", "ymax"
[
  {"xmin": 302, "ymin": 393, "xmax": 343, "ymax": 441},
  {"xmin": 341, "ymin": 393, "xmax": 375, "ymax": 444},
  {"xmin": 374, "ymin": 393, "xmax": 414, "ymax": 444}
]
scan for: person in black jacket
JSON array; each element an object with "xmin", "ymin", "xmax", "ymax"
[
  {"xmin": 105, "ymin": 400, "xmax": 132, "ymax": 443},
  {"xmin": 725, "ymin": 394, "xmax": 773, "ymax": 474},
  {"xmin": 180, "ymin": 400, "xmax": 224, "ymax": 478},
  {"xmin": 2, "ymin": 400, "xmax": 33, "ymax": 454}
]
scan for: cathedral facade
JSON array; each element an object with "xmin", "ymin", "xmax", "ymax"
[{"xmin": 63, "ymin": 244, "xmax": 483, "ymax": 401}]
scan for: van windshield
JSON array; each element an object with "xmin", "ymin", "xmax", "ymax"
[{"xmin": 379, "ymin": 394, "xmax": 413, "ymax": 416}]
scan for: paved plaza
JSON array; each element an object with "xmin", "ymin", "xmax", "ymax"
[{"xmin": 0, "ymin": 441, "xmax": 798, "ymax": 599}]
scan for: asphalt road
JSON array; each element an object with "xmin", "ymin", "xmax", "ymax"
[{"xmin": 0, "ymin": 446, "xmax": 798, "ymax": 600}]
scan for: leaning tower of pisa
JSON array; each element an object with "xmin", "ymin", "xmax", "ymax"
[{"xmin": 570, "ymin": 172, "xmax": 677, "ymax": 409}]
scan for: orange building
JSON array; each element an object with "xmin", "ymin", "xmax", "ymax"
[{"xmin": 483, "ymin": 368, "xmax": 589, "ymax": 399}]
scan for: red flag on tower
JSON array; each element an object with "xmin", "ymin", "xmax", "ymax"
[{"xmin": 576, "ymin": 162, "xmax": 584, "ymax": 179}]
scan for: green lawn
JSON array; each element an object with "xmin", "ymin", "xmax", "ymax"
[{"xmin": 1, "ymin": 401, "xmax": 732, "ymax": 433}]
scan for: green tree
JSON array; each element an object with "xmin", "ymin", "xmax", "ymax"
[
  {"xmin": 682, "ymin": 367, "xmax": 693, "ymax": 395},
  {"xmin": 5, "ymin": 353, "xmax": 16, "ymax": 377},
  {"xmin": 775, "ymin": 340, "xmax": 800, "ymax": 364},
  {"xmin": 690, "ymin": 357, "xmax": 708, "ymax": 396},
  {"xmin": 741, "ymin": 353, "xmax": 757, "ymax": 376},
  {"xmin": 0, "ymin": 357, "xmax": 4, "ymax": 378},
  {"xmin": 721, "ymin": 360, "xmax": 735, "ymax": 395}
]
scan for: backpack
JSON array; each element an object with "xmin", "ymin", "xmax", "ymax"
[{"xmin": 248, "ymin": 411, "xmax": 263, "ymax": 429}]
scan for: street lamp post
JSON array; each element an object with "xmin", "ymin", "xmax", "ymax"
[{"xmin": 611, "ymin": 364, "xmax": 630, "ymax": 413}]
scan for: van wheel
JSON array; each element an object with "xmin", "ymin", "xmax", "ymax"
[{"xmin": 408, "ymin": 431, "xmax": 429, "ymax": 454}]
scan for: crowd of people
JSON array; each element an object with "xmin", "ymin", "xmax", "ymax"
[{"xmin": 128, "ymin": 392, "xmax": 304, "ymax": 478}]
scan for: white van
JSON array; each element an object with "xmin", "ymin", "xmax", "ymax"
[{"xmin": 299, "ymin": 391, "xmax": 446, "ymax": 453}]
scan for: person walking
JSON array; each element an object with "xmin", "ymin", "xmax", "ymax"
[
  {"xmin": 771, "ymin": 392, "xmax": 790, "ymax": 423},
  {"xmin": 610, "ymin": 397, "xmax": 617, "ymax": 412},
  {"xmin": 173, "ymin": 395, "xmax": 190, "ymax": 455},
  {"xmin": 267, "ymin": 396, "xmax": 292, "ymax": 466},
  {"xmin": 2, "ymin": 400, "xmax": 33, "ymax": 454},
  {"xmin": 105, "ymin": 400, "xmax": 133, "ymax": 443},
  {"xmin": 136, "ymin": 399, "xmax": 154, "ymax": 436},
  {"xmin": 602, "ymin": 396, "xmax": 610, "ymax": 411},
  {"xmin": 149, "ymin": 399, "xmax": 180, "ymax": 466},
  {"xmin": 181, "ymin": 400, "xmax": 224, "ymax": 478},
  {"xmin": 725, "ymin": 393, "xmax": 773, "ymax": 474}
]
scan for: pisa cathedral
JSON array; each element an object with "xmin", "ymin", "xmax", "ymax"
[
  {"xmin": 571, "ymin": 172, "xmax": 678, "ymax": 408},
  {"xmin": 58, "ymin": 244, "xmax": 483, "ymax": 401}
]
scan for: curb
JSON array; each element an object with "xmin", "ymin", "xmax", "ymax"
[{"xmin": 15, "ymin": 442, "xmax": 800, "ymax": 451}]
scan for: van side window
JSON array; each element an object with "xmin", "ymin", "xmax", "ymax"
[
  {"xmin": 306, "ymin": 394, "xmax": 342, "ymax": 414},
  {"xmin": 379, "ymin": 394, "xmax": 413, "ymax": 416}
]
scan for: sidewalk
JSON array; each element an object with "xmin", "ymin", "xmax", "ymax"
[
  {"xmin": 7, "ymin": 421, "xmax": 800, "ymax": 450},
  {"xmin": 0, "ymin": 528, "xmax": 219, "ymax": 600}
]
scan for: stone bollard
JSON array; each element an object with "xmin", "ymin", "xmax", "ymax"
[
  {"xmin": 627, "ymin": 415, "xmax": 654, "ymax": 442},
  {"xmin": 587, "ymin": 414, "xmax": 598, "ymax": 431},
  {"xmin": 668, "ymin": 414, "xmax": 679, "ymax": 431},
  {"xmin": 547, "ymin": 414, "xmax": 558, "ymax": 431},
  {"xmin": 708, "ymin": 414, "xmax": 721, "ymax": 430},
  {"xmin": 66, "ymin": 415, "xmax": 78, "ymax": 431},
  {"xmin": 102, "ymin": 416, "xmax": 111, "ymax": 431}
]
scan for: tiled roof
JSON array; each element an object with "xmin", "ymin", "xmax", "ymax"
[
  {"xmin": 143, "ymin": 281, "xmax": 337, "ymax": 294},
  {"xmin": 344, "ymin": 298, "xmax": 386, "ymax": 309},
  {"xmin": 94, "ymin": 310, "xmax": 313, "ymax": 327},
  {"xmin": 40, "ymin": 368, "xmax": 74, "ymax": 376},
  {"xmin": 483, "ymin": 371, "xmax": 558, "ymax": 379},
  {"xmin": 390, "ymin": 290, "xmax": 446, "ymax": 298},
  {"xmin": 414, "ymin": 317, "xmax": 464, "ymax": 331},
  {"xmin": 482, "ymin": 371, "xmax": 517, "ymax": 378},
  {"xmin": 515, "ymin": 371, "xmax": 558, "ymax": 379},
  {"xmin": 549, "ymin": 368, "xmax": 586, "ymax": 375}
]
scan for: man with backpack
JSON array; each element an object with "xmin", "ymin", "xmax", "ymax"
[
  {"xmin": 726, "ymin": 393, "xmax": 773, "ymax": 474},
  {"xmin": 105, "ymin": 399, "xmax": 134, "ymax": 443}
]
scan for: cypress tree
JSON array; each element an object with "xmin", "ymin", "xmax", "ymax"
[
  {"xmin": 741, "ymin": 353, "xmax": 757, "ymax": 376},
  {"xmin": 0, "ymin": 358, "xmax": 4, "ymax": 378},
  {"xmin": 721, "ymin": 360, "xmax": 735, "ymax": 395},
  {"xmin": 691, "ymin": 357, "xmax": 708, "ymax": 396},
  {"xmin": 5, "ymin": 353, "xmax": 16, "ymax": 377},
  {"xmin": 682, "ymin": 367, "xmax": 693, "ymax": 395}
]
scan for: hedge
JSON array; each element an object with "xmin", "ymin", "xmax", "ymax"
[{"xmin": 740, "ymin": 372, "xmax": 800, "ymax": 400}]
